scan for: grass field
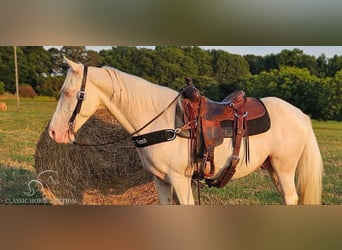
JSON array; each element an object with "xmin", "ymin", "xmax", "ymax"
[{"xmin": 0, "ymin": 97, "xmax": 341, "ymax": 205}]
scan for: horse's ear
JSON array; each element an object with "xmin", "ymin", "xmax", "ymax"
[{"xmin": 63, "ymin": 56, "xmax": 82, "ymax": 74}]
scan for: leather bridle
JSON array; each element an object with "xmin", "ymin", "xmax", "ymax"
[{"xmin": 68, "ymin": 65, "xmax": 88, "ymax": 139}]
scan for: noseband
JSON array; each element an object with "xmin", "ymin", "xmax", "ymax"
[{"xmin": 68, "ymin": 65, "xmax": 88, "ymax": 138}]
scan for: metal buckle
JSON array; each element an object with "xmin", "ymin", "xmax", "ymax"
[
  {"xmin": 234, "ymin": 111, "xmax": 248, "ymax": 118},
  {"xmin": 76, "ymin": 91, "xmax": 86, "ymax": 101},
  {"xmin": 174, "ymin": 128, "xmax": 181, "ymax": 134},
  {"xmin": 165, "ymin": 129, "xmax": 176, "ymax": 141},
  {"xmin": 232, "ymin": 155, "xmax": 240, "ymax": 160}
]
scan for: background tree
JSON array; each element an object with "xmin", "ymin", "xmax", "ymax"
[
  {"xmin": 60, "ymin": 46, "xmax": 88, "ymax": 62},
  {"xmin": 0, "ymin": 81, "xmax": 5, "ymax": 95},
  {"xmin": 47, "ymin": 47, "xmax": 64, "ymax": 75},
  {"xmin": 19, "ymin": 46, "xmax": 52, "ymax": 90},
  {"xmin": 327, "ymin": 55, "xmax": 342, "ymax": 77},
  {"xmin": 210, "ymin": 49, "xmax": 250, "ymax": 83},
  {"xmin": 0, "ymin": 46, "xmax": 17, "ymax": 92},
  {"xmin": 277, "ymin": 49, "xmax": 317, "ymax": 75},
  {"xmin": 0, "ymin": 46, "xmax": 341, "ymax": 120},
  {"xmin": 323, "ymin": 70, "xmax": 342, "ymax": 120},
  {"xmin": 182, "ymin": 46, "xmax": 213, "ymax": 77},
  {"xmin": 239, "ymin": 66, "xmax": 327, "ymax": 119},
  {"xmin": 153, "ymin": 46, "xmax": 198, "ymax": 85},
  {"xmin": 316, "ymin": 54, "xmax": 329, "ymax": 78},
  {"xmin": 244, "ymin": 54, "xmax": 265, "ymax": 75},
  {"xmin": 59, "ymin": 46, "xmax": 88, "ymax": 73}
]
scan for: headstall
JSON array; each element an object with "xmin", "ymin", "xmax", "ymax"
[{"xmin": 68, "ymin": 65, "xmax": 88, "ymax": 136}]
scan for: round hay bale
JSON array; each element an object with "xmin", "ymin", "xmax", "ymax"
[
  {"xmin": 0, "ymin": 102, "xmax": 7, "ymax": 111},
  {"xmin": 34, "ymin": 109, "xmax": 158, "ymax": 205}
]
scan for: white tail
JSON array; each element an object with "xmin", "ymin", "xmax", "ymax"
[{"xmin": 296, "ymin": 117, "xmax": 323, "ymax": 204}]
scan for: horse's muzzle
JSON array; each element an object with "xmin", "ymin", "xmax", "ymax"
[{"xmin": 48, "ymin": 127, "xmax": 75, "ymax": 144}]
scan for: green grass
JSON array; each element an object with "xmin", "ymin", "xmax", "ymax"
[
  {"xmin": 312, "ymin": 120, "xmax": 342, "ymax": 205},
  {"xmin": 0, "ymin": 98, "xmax": 56, "ymax": 169},
  {"xmin": 0, "ymin": 97, "xmax": 341, "ymax": 205},
  {"xmin": 196, "ymin": 169, "xmax": 283, "ymax": 205},
  {"xmin": 0, "ymin": 165, "xmax": 45, "ymax": 204},
  {"xmin": 0, "ymin": 98, "xmax": 56, "ymax": 204}
]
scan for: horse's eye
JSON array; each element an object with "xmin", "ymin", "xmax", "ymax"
[{"xmin": 64, "ymin": 91, "xmax": 71, "ymax": 97}]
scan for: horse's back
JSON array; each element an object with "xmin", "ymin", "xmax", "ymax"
[{"xmin": 261, "ymin": 96, "xmax": 309, "ymax": 124}]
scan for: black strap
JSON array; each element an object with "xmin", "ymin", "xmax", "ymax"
[
  {"xmin": 132, "ymin": 129, "xmax": 176, "ymax": 147},
  {"xmin": 69, "ymin": 65, "xmax": 88, "ymax": 125}
]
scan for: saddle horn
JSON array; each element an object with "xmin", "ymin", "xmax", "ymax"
[
  {"xmin": 185, "ymin": 77, "xmax": 194, "ymax": 87},
  {"xmin": 182, "ymin": 77, "xmax": 201, "ymax": 103}
]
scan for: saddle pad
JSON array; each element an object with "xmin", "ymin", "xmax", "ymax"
[
  {"xmin": 221, "ymin": 110, "xmax": 270, "ymax": 137},
  {"xmin": 175, "ymin": 98, "xmax": 271, "ymax": 138}
]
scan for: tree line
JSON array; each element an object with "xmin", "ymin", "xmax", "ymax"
[{"xmin": 0, "ymin": 46, "xmax": 341, "ymax": 120}]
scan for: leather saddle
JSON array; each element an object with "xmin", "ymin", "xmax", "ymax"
[{"xmin": 179, "ymin": 78, "xmax": 270, "ymax": 188}]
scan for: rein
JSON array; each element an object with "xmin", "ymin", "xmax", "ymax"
[{"xmin": 69, "ymin": 65, "xmax": 185, "ymax": 146}]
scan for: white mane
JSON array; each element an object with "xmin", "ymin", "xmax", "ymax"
[{"xmin": 100, "ymin": 66, "xmax": 178, "ymax": 117}]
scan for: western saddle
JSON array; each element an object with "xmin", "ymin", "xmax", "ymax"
[{"xmin": 180, "ymin": 78, "xmax": 269, "ymax": 188}]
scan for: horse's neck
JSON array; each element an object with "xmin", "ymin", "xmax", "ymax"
[{"xmin": 99, "ymin": 68, "xmax": 178, "ymax": 134}]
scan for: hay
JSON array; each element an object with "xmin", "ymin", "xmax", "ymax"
[{"xmin": 34, "ymin": 109, "xmax": 158, "ymax": 205}]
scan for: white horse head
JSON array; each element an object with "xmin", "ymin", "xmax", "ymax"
[{"xmin": 49, "ymin": 57, "xmax": 106, "ymax": 143}]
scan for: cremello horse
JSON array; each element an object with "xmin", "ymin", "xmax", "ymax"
[{"xmin": 49, "ymin": 58, "xmax": 323, "ymax": 205}]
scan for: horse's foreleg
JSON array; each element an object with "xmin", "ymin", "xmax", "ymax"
[
  {"xmin": 154, "ymin": 176, "xmax": 174, "ymax": 205},
  {"xmin": 169, "ymin": 174, "xmax": 195, "ymax": 205}
]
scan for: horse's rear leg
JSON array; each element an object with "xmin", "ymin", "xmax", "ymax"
[
  {"xmin": 270, "ymin": 158, "xmax": 299, "ymax": 205},
  {"xmin": 278, "ymin": 173, "xmax": 298, "ymax": 205},
  {"xmin": 262, "ymin": 159, "xmax": 282, "ymax": 195}
]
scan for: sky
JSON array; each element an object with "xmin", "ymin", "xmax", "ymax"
[{"xmin": 45, "ymin": 46, "xmax": 342, "ymax": 58}]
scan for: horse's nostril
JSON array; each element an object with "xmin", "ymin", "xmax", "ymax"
[{"xmin": 49, "ymin": 129, "xmax": 56, "ymax": 140}]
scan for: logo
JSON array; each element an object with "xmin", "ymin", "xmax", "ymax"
[
  {"xmin": 135, "ymin": 138, "xmax": 148, "ymax": 145},
  {"xmin": 24, "ymin": 170, "xmax": 59, "ymax": 197},
  {"xmin": 4, "ymin": 170, "xmax": 77, "ymax": 205}
]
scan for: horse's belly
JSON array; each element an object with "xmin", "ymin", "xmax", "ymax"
[{"xmin": 213, "ymin": 134, "xmax": 271, "ymax": 180}]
